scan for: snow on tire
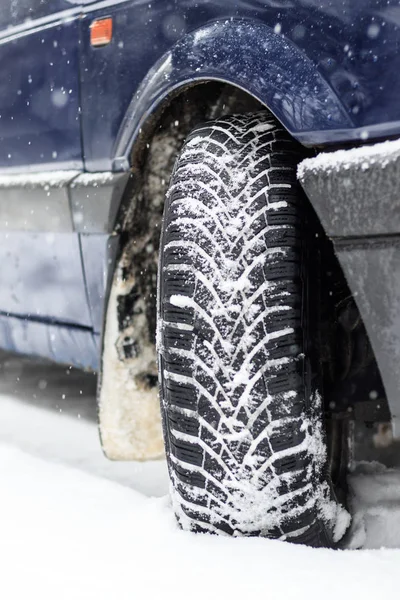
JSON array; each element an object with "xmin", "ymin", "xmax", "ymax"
[{"xmin": 157, "ymin": 112, "xmax": 349, "ymax": 546}]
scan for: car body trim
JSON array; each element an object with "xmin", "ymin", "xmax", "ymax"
[
  {"xmin": 0, "ymin": 8, "xmax": 80, "ymax": 44},
  {"xmin": 70, "ymin": 172, "xmax": 130, "ymax": 233},
  {"xmin": 296, "ymin": 120, "xmax": 400, "ymax": 146},
  {"xmin": 0, "ymin": 309, "xmax": 94, "ymax": 331},
  {"xmin": 0, "ymin": 170, "xmax": 79, "ymax": 233},
  {"xmin": 0, "ymin": 161, "xmax": 84, "ymax": 175},
  {"xmin": 0, "ymin": 170, "xmax": 129, "ymax": 234}
]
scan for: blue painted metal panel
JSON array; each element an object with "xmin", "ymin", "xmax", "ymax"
[
  {"xmin": 0, "ymin": 232, "xmax": 91, "ymax": 327},
  {"xmin": 79, "ymin": 0, "xmax": 400, "ymax": 171},
  {"xmin": 111, "ymin": 20, "xmax": 352, "ymax": 169},
  {"xmin": 0, "ymin": 3, "xmax": 83, "ymax": 171},
  {"xmin": 0, "ymin": 314, "xmax": 99, "ymax": 370}
]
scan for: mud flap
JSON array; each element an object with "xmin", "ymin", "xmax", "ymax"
[{"xmin": 98, "ymin": 263, "xmax": 164, "ymax": 461}]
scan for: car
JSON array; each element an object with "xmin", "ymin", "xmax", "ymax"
[{"xmin": 1, "ymin": 0, "xmax": 399, "ymax": 547}]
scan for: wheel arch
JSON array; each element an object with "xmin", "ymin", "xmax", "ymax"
[{"xmin": 111, "ymin": 18, "xmax": 352, "ymax": 172}]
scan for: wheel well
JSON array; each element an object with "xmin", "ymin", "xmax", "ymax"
[
  {"xmin": 102, "ymin": 81, "xmax": 389, "ymax": 457},
  {"xmin": 109, "ymin": 82, "xmax": 265, "ymax": 360},
  {"xmin": 116, "ymin": 81, "xmax": 264, "ymax": 232}
]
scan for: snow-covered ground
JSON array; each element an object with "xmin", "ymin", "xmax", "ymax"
[{"xmin": 2, "ymin": 352, "xmax": 400, "ymax": 600}]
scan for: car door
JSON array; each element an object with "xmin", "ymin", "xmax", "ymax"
[{"xmin": 0, "ymin": 0, "xmax": 92, "ymax": 331}]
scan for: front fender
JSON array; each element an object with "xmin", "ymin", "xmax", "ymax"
[{"xmin": 113, "ymin": 19, "xmax": 352, "ymax": 170}]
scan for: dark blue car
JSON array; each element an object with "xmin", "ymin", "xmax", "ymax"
[{"xmin": 2, "ymin": 0, "xmax": 400, "ymax": 547}]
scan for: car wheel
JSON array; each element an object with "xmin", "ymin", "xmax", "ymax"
[{"xmin": 157, "ymin": 112, "xmax": 349, "ymax": 546}]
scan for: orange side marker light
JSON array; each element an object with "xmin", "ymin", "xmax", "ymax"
[{"xmin": 90, "ymin": 17, "xmax": 113, "ymax": 47}]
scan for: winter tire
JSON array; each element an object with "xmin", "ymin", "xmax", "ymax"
[{"xmin": 157, "ymin": 112, "xmax": 349, "ymax": 546}]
